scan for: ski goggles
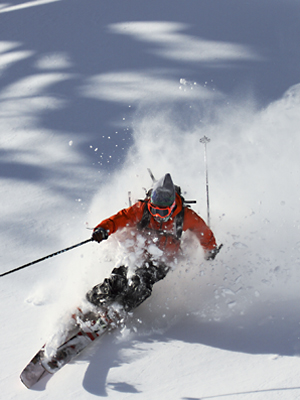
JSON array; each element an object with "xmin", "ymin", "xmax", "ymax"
[{"xmin": 148, "ymin": 200, "xmax": 176, "ymax": 219}]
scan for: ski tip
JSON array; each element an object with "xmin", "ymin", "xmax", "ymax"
[
  {"xmin": 20, "ymin": 349, "xmax": 48, "ymax": 389},
  {"xmin": 20, "ymin": 368, "xmax": 48, "ymax": 389}
]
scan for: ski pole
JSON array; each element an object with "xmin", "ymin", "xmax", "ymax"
[
  {"xmin": 200, "ymin": 137, "xmax": 223, "ymax": 259},
  {"xmin": 147, "ymin": 168, "xmax": 156, "ymax": 183},
  {"xmin": 200, "ymin": 136, "xmax": 211, "ymax": 227},
  {"xmin": 0, "ymin": 238, "xmax": 93, "ymax": 278}
]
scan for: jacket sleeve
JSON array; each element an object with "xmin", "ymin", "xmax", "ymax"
[
  {"xmin": 182, "ymin": 207, "xmax": 217, "ymax": 251},
  {"xmin": 94, "ymin": 201, "xmax": 145, "ymax": 235}
]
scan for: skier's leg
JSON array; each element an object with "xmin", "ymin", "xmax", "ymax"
[
  {"xmin": 121, "ymin": 261, "xmax": 170, "ymax": 312},
  {"xmin": 86, "ymin": 265, "xmax": 128, "ymax": 307},
  {"xmin": 86, "ymin": 261, "xmax": 170, "ymax": 312}
]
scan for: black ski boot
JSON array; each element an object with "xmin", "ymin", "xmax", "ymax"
[{"xmin": 86, "ymin": 266, "xmax": 128, "ymax": 307}]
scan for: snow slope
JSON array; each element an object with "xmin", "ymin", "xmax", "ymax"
[{"xmin": 1, "ymin": 0, "xmax": 300, "ymax": 398}]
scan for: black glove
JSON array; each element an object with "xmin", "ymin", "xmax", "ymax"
[
  {"xmin": 204, "ymin": 244, "xmax": 223, "ymax": 260},
  {"xmin": 92, "ymin": 227, "xmax": 109, "ymax": 242}
]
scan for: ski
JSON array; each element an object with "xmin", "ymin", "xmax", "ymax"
[
  {"xmin": 20, "ymin": 305, "xmax": 125, "ymax": 388},
  {"xmin": 20, "ymin": 347, "xmax": 49, "ymax": 389}
]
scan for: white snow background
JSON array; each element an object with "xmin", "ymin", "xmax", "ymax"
[{"xmin": 1, "ymin": 0, "xmax": 300, "ymax": 399}]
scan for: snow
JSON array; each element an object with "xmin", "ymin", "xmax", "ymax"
[{"xmin": 1, "ymin": 0, "xmax": 300, "ymax": 398}]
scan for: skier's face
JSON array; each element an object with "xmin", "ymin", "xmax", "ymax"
[{"xmin": 148, "ymin": 200, "xmax": 176, "ymax": 222}]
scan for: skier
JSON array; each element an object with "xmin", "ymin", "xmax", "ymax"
[
  {"xmin": 86, "ymin": 173, "xmax": 220, "ymax": 313},
  {"xmin": 20, "ymin": 173, "xmax": 222, "ymax": 386}
]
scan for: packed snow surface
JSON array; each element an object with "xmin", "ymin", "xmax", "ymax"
[{"xmin": 1, "ymin": 1, "xmax": 300, "ymax": 399}]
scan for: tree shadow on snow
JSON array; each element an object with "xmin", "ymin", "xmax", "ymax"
[{"xmin": 1, "ymin": 0, "xmax": 300, "ymax": 188}]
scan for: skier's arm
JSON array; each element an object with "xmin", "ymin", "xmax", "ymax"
[
  {"xmin": 92, "ymin": 201, "xmax": 144, "ymax": 242},
  {"xmin": 182, "ymin": 208, "xmax": 217, "ymax": 256},
  {"xmin": 204, "ymin": 244, "xmax": 223, "ymax": 260}
]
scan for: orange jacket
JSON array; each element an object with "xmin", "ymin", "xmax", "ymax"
[{"xmin": 94, "ymin": 193, "xmax": 217, "ymax": 257}]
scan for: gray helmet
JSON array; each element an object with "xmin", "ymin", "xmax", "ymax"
[{"xmin": 150, "ymin": 173, "xmax": 175, "ymax": 207}]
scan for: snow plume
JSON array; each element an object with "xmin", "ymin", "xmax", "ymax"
[
  {"xmin": 96, "ymin": 84, "xmax": 300, "ymax": 328},
  {"xmin": 46, "ymin": 82, "xmax": 300, "ymax": 339}
]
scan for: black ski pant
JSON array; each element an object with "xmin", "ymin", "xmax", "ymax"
[{"xmin": 86, "ymin": 260, "xmax": 170, "ymax": 312}]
